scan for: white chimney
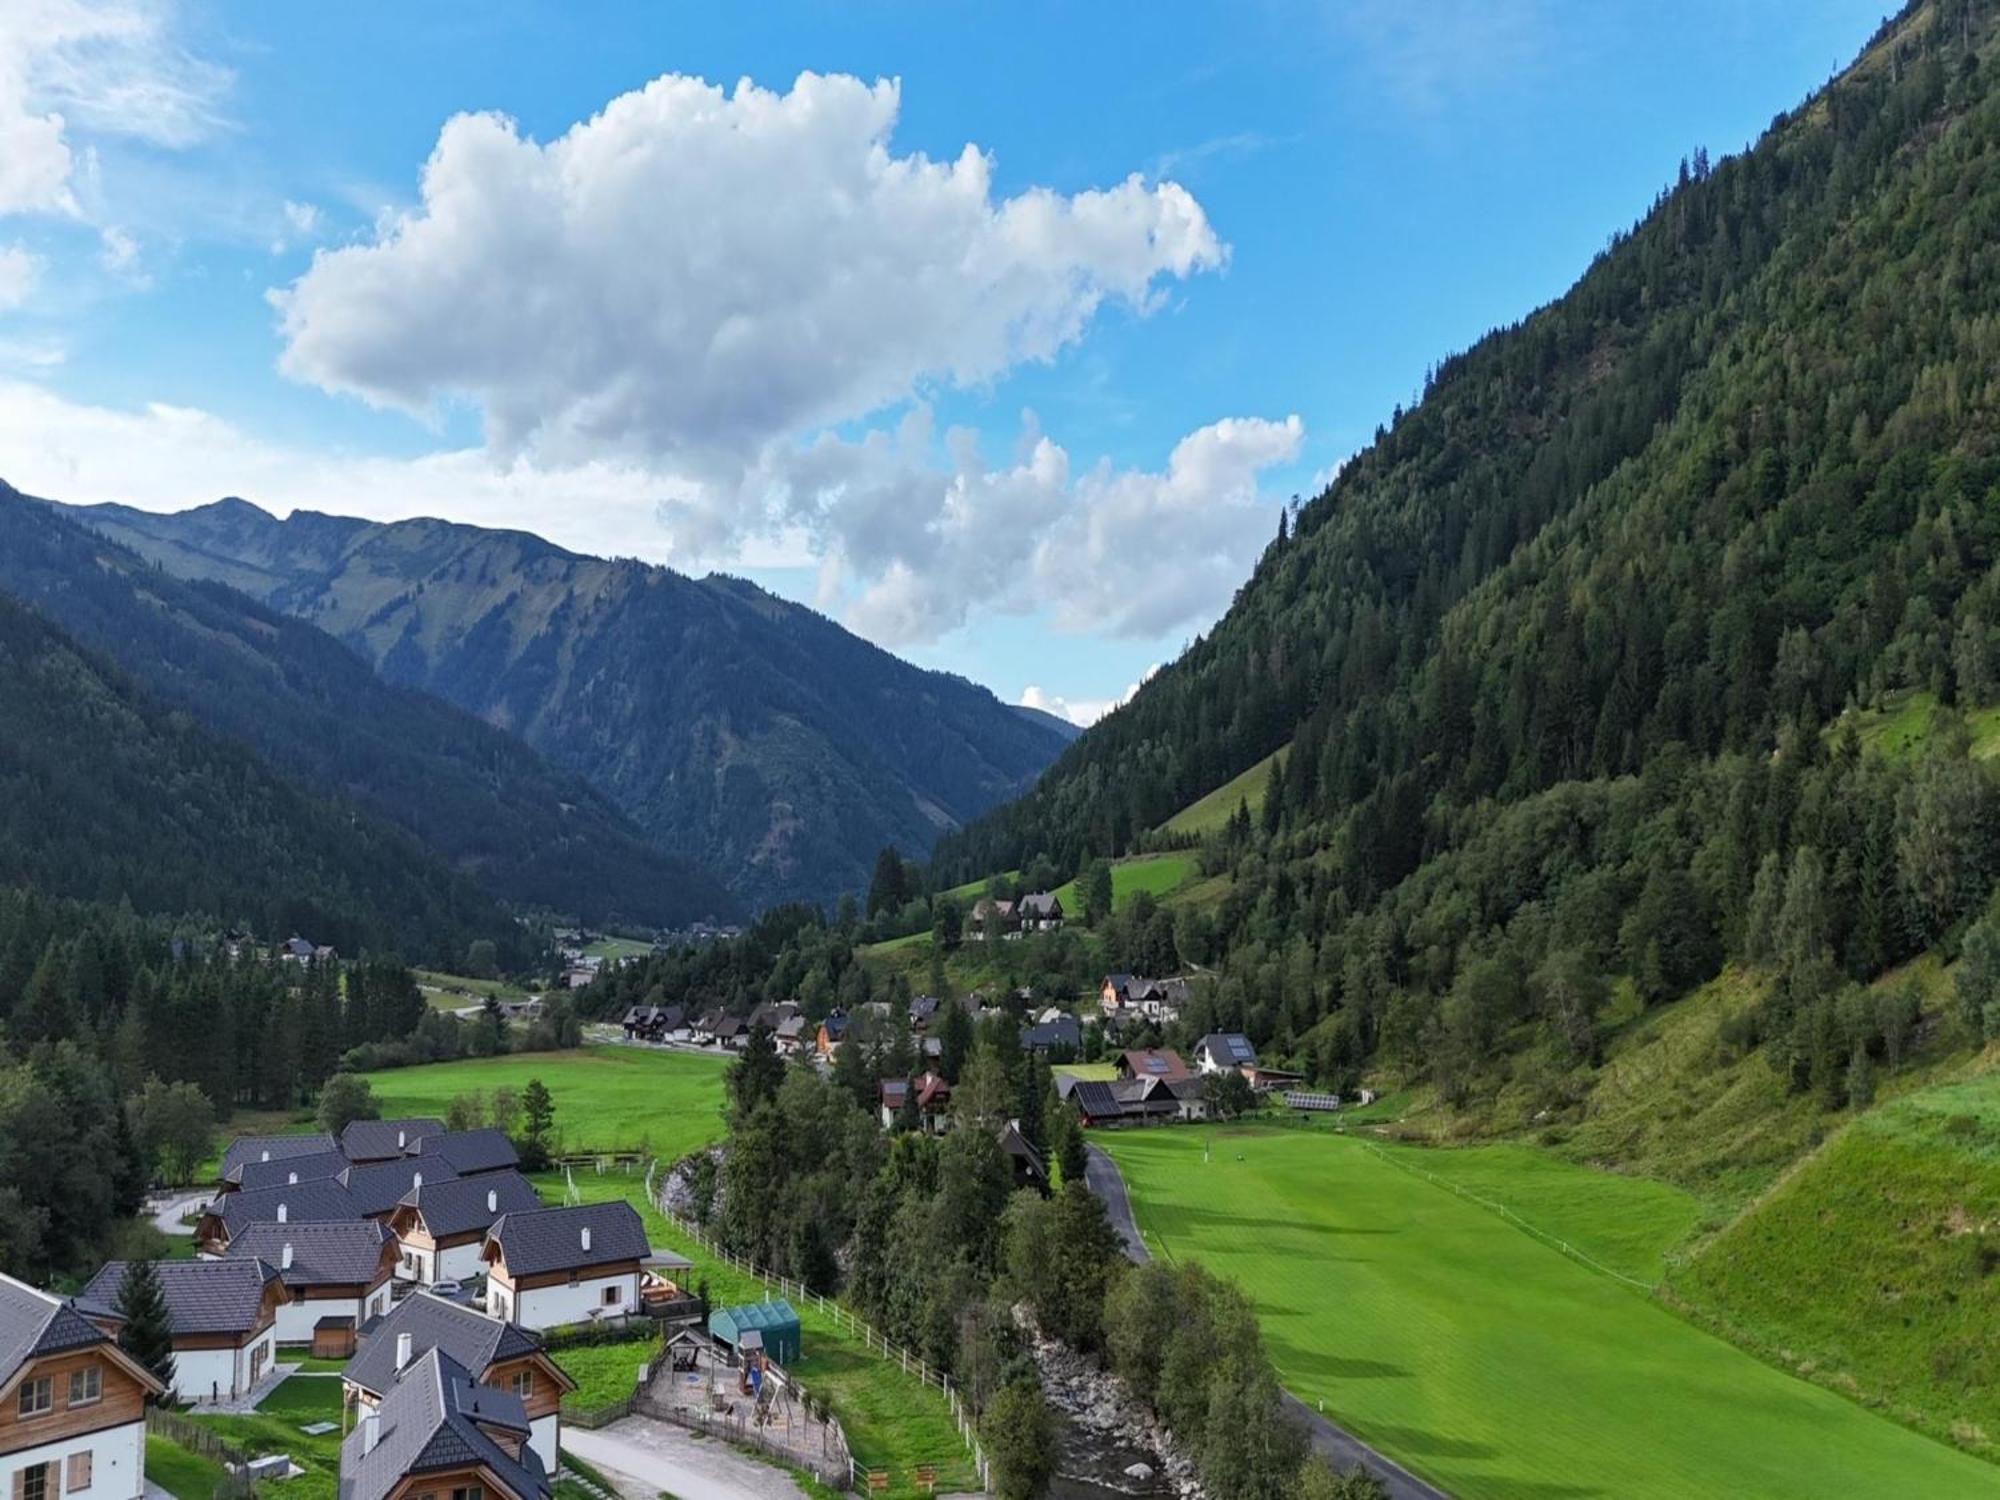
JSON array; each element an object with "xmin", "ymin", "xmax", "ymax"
[
  {"xmin": 412, "ymin": 1172, "xmax": 423, "ymax": 1190},
  {"xmin": 287, "ymin": 1171, "xmax": 298, "ymax": 1185},
  {"xmin": 276, "ymin": 1202, "xmax": 288, "ymax": 1224},
  {"xmin": 281, "ymin": 1243, "xmax": 293, "ymax": 1270},
  {"xmin": 581, "ymin": 1226, "xmax": 591, "ymax": 1252},
  {"xmin": 397, "ymin": 1129, "xmax": 407, "ymax": 1149},
  {"xmin": 487, "ymin": 1189, "xmax": 498, "ymax": 1213},
  {"xmin": 361, "ymin": 1412, "xmax": 380, "ymax": 1456},
  {"xmin": 395, "ymin": 1332, "xmax": 412, "ymax": 1372},
  {"xmin": 259, "ymin": 1150, "xmax": 271, "ymax": 1163}
]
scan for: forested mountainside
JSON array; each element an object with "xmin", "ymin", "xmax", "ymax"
[
  {"xmin": 0, "ymin": 589, "xmax": 531, "ymax": 965},
  {"xmin": 70, "ymin": 499, "xmax": 1071, "ymax": 909},
  {"xmin": 0, "ymin": 488, "xmax": 737, "ymax": 928},
  {"xmin": 929, "ymin": 0, "xmax": 2000, "ymax": 1068}
]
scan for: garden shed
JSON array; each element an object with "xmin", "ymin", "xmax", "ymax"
[{"xmin": 708, "ymin": 1299, "xmax": 802, "ymax": 1365}]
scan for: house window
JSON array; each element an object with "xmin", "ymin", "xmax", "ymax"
[
  {"xmin": 66, "ymin": 1451, "xmax": 92, "ymax": 1493},
  {"xmin": 509, "ymin": 1371, "xmax": 533, "ymax": 1399},
  {"xmin": 601, "ymin": 1285, "xmax": 622, "ymax": 1307},
  {"xmin": 17, "ymin": 1376, "xmax": 52, "ymax": 1418},
  {"xmin": 450, "ymin": 1485, "xmax": 484, "ymax": 1500},
  {"xmin": 18, "ymin": 1461, "xmax": 51, "ymax": 1500},
  {"xmin": 69, "ymin": 1365, "xmax": 102, "ymax": 1407}
]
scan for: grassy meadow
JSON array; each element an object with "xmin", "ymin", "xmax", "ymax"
[
  {"xmin": 359, "ymin": 1045, "xmax": 729, "ymax": 1157},
  {"xmin": 1158, "ymin": 746, "xmax": 1286, "ymax": 835},
  {"xmin": 1100, "ymin": 1124, "xmax": 2000, "ymax": 1498}
]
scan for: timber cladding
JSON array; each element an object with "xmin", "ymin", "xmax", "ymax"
[
  {"xmin": 0, "ymin": 1351, "xmax": 146, "ymax": 1458},
  {"xmin": 386, "ymin": 1460, "xmax": 520, "ymax": 1500},
  {"xmin": 484, "ymin": 1355, "xmax": 573, "ymax": 1420},
  {"xmin": 485, "ymin": 1260, "xmax": 640, "ymax": 1293}
]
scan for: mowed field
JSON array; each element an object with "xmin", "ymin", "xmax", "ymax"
[
  {"xmin": 360, "ymin": 1046, "xmax": 729, "ymax": 1158},
  {"xmin": 1100, "ymin": 1126, "xmax": 2000, "ymax": 1499}
]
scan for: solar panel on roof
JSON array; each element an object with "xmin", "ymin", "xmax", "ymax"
[
  {"xmin": 1146, "ymin": 1058, "xmax": 1167, "ymax": 1074},
  {"xmin": 1283, "ymin": 1090, "xmax": 1342, "ymax": 1112},
  {"xmin": 1229, "ymin": 1038, "xmax": 1254, "ymax": 1061}
]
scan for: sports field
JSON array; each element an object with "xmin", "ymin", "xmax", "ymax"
[
  {"xmin": 360, "ymin": 1046, "xmax": 729, "ymax": 1158},
  {"xmin": 1099, "ymin": 1126, "xmax": 2000, "ymax": 1498}
]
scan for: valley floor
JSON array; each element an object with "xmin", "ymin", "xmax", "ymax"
[{"xmin": 1096, "ymin": 1124, "xmax": 2000, "ymax": 1500}]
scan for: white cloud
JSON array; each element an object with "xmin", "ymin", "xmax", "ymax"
[
  {"xmin": 0, "ymin": 1, "xmax": 229, "ymax": 219},
  {"xmin": 272, "ymin": 71, "xmax": 1225, "ymax": 475},
  {"xmin": 0, "ymin": 246, "xmax": 40, "ymax": 309},
  {"xmin": 282, "ymin": 199, "xmax": 319, "ymax": 236},
  {"xmin": 97, "ymin": 223, "xmax": 138, "ymax": 273},
  {"xmin": 1021, "ymin": 666, "xmax": 1159, "ymax": 729}
]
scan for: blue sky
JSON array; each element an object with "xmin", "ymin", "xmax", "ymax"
[{"xmin": 0, "ymin": 0, "xmax": 1886, "ymax": 722}]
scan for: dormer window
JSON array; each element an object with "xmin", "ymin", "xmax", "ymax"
[
  {"xmin": 69, "ymin": 1366, "xmax": 101, "ymax": 1406},
  {"xmin": 17, "ymin": 1376, "xmax": 52, "ymax": 1418}
]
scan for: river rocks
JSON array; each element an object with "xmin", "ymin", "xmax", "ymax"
[{"xmin": 1018, "ymin": 1308, "xmax": 1209, "ymax": 1500}]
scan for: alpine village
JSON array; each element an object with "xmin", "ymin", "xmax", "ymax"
[{"xmin": 8, "ymin": 4, "xmax": 2000, "ymax": 1499}]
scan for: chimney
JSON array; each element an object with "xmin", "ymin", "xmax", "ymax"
[
  {"xmin": 281, "ymin": 1242, "xmax": 293, "ymax": 1270},
  {"xmin": 412, "ymin": 1172, "xmax": 423, "ymax": 1191},
  {"xmin": 287, "ymin": 1171, "xmax": 298, "ymax": 1185},
  {"xmin": 581, "ymin": 1226, "xmax": 591, "ymax": 1252},
  {"xmin": 487, "ymin": 1189, "xmax": 498, "ymax": 1213},
  {"xmin": 395, "ymin": 1332, "xmax": 412, "ymax": 1372},
  {"xmin": 277, "ymin": 1202, "xmax": 288, "ymax": 1224},
  {"xmin": 397, "ymin": 1129, "xmax": 407, "ymax": 1149},
  {"xmin": 361, "ymin": 1412, "xmax": 380, "ymax": 1456},
  {"xmin": 260, "ymin": 1149, "xmax": 271, "ymax": 1163}
]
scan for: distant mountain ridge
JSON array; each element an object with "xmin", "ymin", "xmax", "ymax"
[
  {"xmin": 0, "ymin": 485, "xmax": 737, "ymax": 929},
  {"xmin": 69, "ymin": 497, "xmax": 1071, "ymax": 907}
]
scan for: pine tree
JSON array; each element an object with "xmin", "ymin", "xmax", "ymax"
[
  {"xmin": 519, "ymin": 1078, "xmax": 556, "ymax": 1171},
  {"xmin": 116, "ymin": 1258, "xmax": 176, "ymax": 1401}
]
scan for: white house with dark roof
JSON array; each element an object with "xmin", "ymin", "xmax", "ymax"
[
  {"xmin": 1194, "ymin": 1033, "xmax": 1259, "ymax": 1077},
  {"xmin": 338, "ymin": 1347, "xmax": 551, "ymax": 1500},
  {"xmin": 82, "ymin": 1260, "xmax": 284, "ymax": 1405},
  {"xmin": 389, "ymin": 1174, "xmax": 546, "ymax": 1286},
  {"xmin": 0, "ymin": 1272, "xmax": 162, "ymax": 1500},
  {"xmin": 345, "ymin": 1294, "xmax": 574, "ymax": 1473},
  {"xmin": 481, "ymin": 1203, "xmax": 649, "ymax": 1331},
  {"xmin": 223, "ymin": 1223, "xmax": 398, "ymax": 1345}
]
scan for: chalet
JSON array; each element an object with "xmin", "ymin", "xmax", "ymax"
[
  {"xmin": 1016, "ymin": 892, "xmax": 1064, "ymax": 931},
  {"xmin": 816, "ymin": 1011, "xmax": 850, "ymax": 1059},
  {"xmin": 967, "ymin": 897, "xmax": 1016, "ymax": 940},
  {"xmin": 482, "ymin": 1203, "xmax": 648, "ymax": 1331},
  {"xmin": 708, "ymin": 1016, "xmax": 746, "ymax": 1051},
  {"xmin": 1166, "ymin": 1076, "xmax": 1212, "ymax": 1122},
  {"xmin": 196, "ymin": 1181, "xmax": 360, "ymax": 1256},
  {"xmin": 1067, "ymin": 1076, "xmax": 1184, "ymax": 1128},
  {"xmin": 391, "ymin": 1174, "xmax": 546, "ymax": 1286},
  {"xmin": 82, "ymin": 1260, "xmax": 284, "ymax": 1406},
  {"xmin": 342, "ymin": 1118, "xmax": 445, "ymax": 1164},
  {"xmin": 0, "ymin": 1273, "xmax": 162, "ymax": 1500},
  {"xmin": 339, "ymin": 1348, "xmax": 551, "ymax": 1500},
  {"xmin": 340, "ymin": 1160, "xmax": 459, "ymax": 1220},
  {"xmin": 414, "ymin": 1129, "xmax": 522, "ymax": 1178},
  {"xmin": 1116, "ymin": 1048, "xmax": 1191, "ymax": 1084},
  {"xmin": 1194, "ymin": 1033, "xmax": 1259, "ymax": 1077},
  {"xmin": 225, "ymin": 1223, "xmax": 397, "ymax": 1345},
  {"xmin": 773, "ymin": 1013, "xmax": 810, "ymax": 1055},
  {"xmin": 877, "ymin": 1074, "xmax": 952, "ymax": 1133},
  {"xmin": 747, "ymin": 1001, "xmax": 801, "ymax": 1036},
  {"xmin": 279, "ymin": 936, "xmax": 336, "ymax": 965},
  {"xmin": 222, "ymin": 1147, "xmax": 348, "ymax": 1195},
  {"xmin": 620, "ymin": 1004, "xmax": 686, "ymax": 1043},
  {"xmin": 1100, "ymin": 975, "xmax": 1190, "ymax": 1023},
  {"xmin": 221, "ymin": 1132, "xmax": 337, "ymax": 1182},
  {"xmin": 1067, "ymin": 1080, "xmax": 1126, "ymax": 1128},
  {"xmin": 908, "ymin": 995, "xmax": 941, "ymax": 1030},
  {"xmin": 1020, "ymin": 1015, "xmax": 1082, "ymax": 1058},
  {"xmin": 346, "ymin": 1294, "xmax": 574, "ymax": 1473},
  {"xmin": 996, "ymin": 1122, "xmax": 1048, "ymax": 1191}
]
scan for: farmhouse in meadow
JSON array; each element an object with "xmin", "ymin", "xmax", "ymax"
[
  {"xmin": 223, "ymin": 1221, "xmax": 397, "ymax": 1346},
  {"xmin": 1016, "ymin": 892, "xmax": 1065, "ymax": 931},
  {"xmin": 482, "ymin": 1202, "xmax": 649, "ymax": 1330},
  {"xmin": 340, "ymin": 1347, "xmax": 552, "ymax": 1500},
  {"xmin": 0, "ymin": 1272, "xmax": 163, "ymax": 1500},
  {"xmin": 82, "ymin": 1259, "xmax": 284, "ymax": 1405},
  {"xmin": 346, "ymin": 1293, "xmax": 575, "ymax": 1473}
]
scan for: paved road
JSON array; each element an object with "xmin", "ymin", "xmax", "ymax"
[
  {"xmin": 564, "ymin": 1417, "xmax": 812, "ymax": 1500},
  {"xmin": 147, "ymin": 1190, "xmax": 209, "ymax": 1237},
  {"xmin": 1083, "ymin": 1144, "xmax": 1450, "ymax": 1500}
]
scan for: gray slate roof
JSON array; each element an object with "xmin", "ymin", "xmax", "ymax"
[
  {"xmin": 208, "ymin": 1180, "xmax": 361, "ymax": 1239},
  {"xmin": 228, "ymin": 1148, "xmax": 350, "ymax": 1192},
  {"xmin": 347, "ymin": 1292, "xmax": 544, "ymax": 1400},
  {"xmin": 84, "ymin": 1259, "xmax": 280, "ymax": 1338},
  {"xmin": 339, "ymin": 1347, "xmax": 549, "ymax": 1500},
  {"xmin": 1197, "ymin": 1032, "xmax": 1258, "ymax": 1067},
  {"xmin": 226, "ymin": 1222, "xmax": 394, "ymax": 1289},
  {"xmin": 1022, "ymin": 1016, "xmax": 1082, "ymax": 1052},
  {"xmin": 1069, "ymin": 1081, "xmax": 1123, "ymax": 1119},
  {"xmin": 340, "ymin": 1159, "xmax": 460, "ymax": 1217},
  {"xmin": 485, "ymin": 1202, "xmax": 648, "ymax": 1277},
  {"xmin": 0, "ymin": 1275, "xmax": 115, "ymax": 1391},
  {"xmin": 222, "ymin": 1132, "xmax": 337, "ymax": 1180},
  {"xmin": 398, "ymin": 1173, "xmax": 545, "ymax": 1239},
  {"xmin": 415, "ymin": 1130, "xmax": 521, "ymax": 1177},
  {"xmin": 341, "ymin": 1118, "xmax": 446, "ymax": 1162}
]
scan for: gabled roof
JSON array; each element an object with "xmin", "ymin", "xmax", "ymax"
[
  {"xmin": 341, "ymin": 1118, "xmax": 446, "ymax": 1162},
  {"xmin": 222, "ymin": 1132, "xmax": 338, "ymax": 1180},
  {"xmin": 1022, "ymin": 1016, "xmax": 1082, "ymax": 1051},
  {"xmin": 1119, "ymin": 1048, "xmax": 1190, "ymax": 1082},
  {"xmin": 347, "ymin": 1293, "xmax": 546, "ymax": 1401},
  {"xmin": 0, "ymin": 1273, "xmax": 127, "ymax": 1393},
  {"xmin": 1018, "ymin": 892, "xmax": 1063, "ymax": 918},
  {"xmin": 208, "ymin": 1180, "xmax": 361, "ymax": 1239},
  {"xmin": 485, "ymin": 1202, "xmax": 649, "ymax": 1278},
  {"xmin": 84, "ymin": 1259, "xmax": 281, "ymax": 1339},
  {"xmin": 414, "ymin": 1129, "xmax": 521, "ymax": 1176},
  {"xmin": 340, "ymin": 1159, "xmax": 460, "ymax": 1217},
  {"xmin": 228, "ymin": 1148, "xmax": 350, "ymax": 1192},
  {"xmin": 908, "ymin": 995, "xmax": 940, "ymax": 1023},
  {"xmin": 819, "ymin": 1012, "xmax": 849, "ymax": 1040},
  {"xmin": 1198, "ymin": 1032, "xmax": 1258, "ymax": 1066},
  {"xmin": 878, "ymin": 1079, "xmax": 910, "ymax": 1108},
  {"xmin": 397, "ymin": 1173, "xmax": 545, "ymax": 1240},
  {"xmin": 227, "ymin": 1222, "xmax": 394, "ymax": 1288},
  {"xmin": 1069, "ymin": 1081, "xmax": 1123, "ymax": 1119},
  {"xmin": 709, "ymin": 1016, "xmax": 745, "ymax": 1039},
  {"xmin": 996, "ymin": 1122, "xmax": 1047, "ymax": 1182},
  {"xmin": 339, "ymin": 1348, "xmax": 550, "ymax": 1500},
  {"xmin": 774, "ymin": 1015, "xmax": 808, "ymax": 1040}
]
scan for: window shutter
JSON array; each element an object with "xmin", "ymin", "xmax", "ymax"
[{"xmin": 15, "ymin": 1465, "xmax": 27, "ymax": 1500}]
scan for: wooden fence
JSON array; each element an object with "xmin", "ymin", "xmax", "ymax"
[
  {"xmin": 145, "ymin": 1409, "xmax": 258, "ymax": 1500},
  {"xmin": 646, "ymin": 1161, "xmax": 991, "ymax": 1494}
]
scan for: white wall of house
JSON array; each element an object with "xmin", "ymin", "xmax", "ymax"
[
  {"xmin": 499, "ymin": 1271, "xmax": 640, "ymax": 1331},
  {"xmin": 170, "ymin": 1325, "xmax": 275, "ymax": 1405},
  {"xmin": 400, "ymin": 1239, "xmax": 486, "ymax": 1285},
  {"xmin": 0, "ymin": 1417, "xmax": 146, "ymax": 1500},
  {"xmin": 528, "ymin": 1415, "xmax": 558, "ymax": 1474},
  {"xmin": 271, "ymin": 1285, "xmax": 389, "ymax": 1345}
]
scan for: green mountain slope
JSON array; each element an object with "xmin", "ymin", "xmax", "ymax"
[
  {"xmin": 0, "ymin": 590, "xmax": 526, "ymax": 964},
  {"xmin": 0, "ymin": 486, "xmax": 737, "ymax": 929},
  {"xmin": 68, "ymin": 499, "xmax": 1070, "ymax": 909}
]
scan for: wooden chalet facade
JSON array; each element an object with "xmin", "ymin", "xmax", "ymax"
[{"xmin": 0, "ymin": 1274, "xmax": 163, "ymax": 1500}]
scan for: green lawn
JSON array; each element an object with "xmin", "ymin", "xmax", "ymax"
[
  {"xmin": 554, "ymin": 1333, "xmax": 660, "ymax": 1409},
  {"xmin": 191, "ymin": 1374, "xmax": 346, "ymax": 1500},
  {"xmin": 415, "ymin": 969, "xmax": 534, "ymax": 1009},
  {"xmin": 1834, "ymin": 690, "xmax": 2000, "ymax": 763},
  {"xmin": 1159, "ymin": 746, "xmax": 1286, "ymax": 835},
  {"xmin": 532, "ymin": 1171, "xmax": 977, "ymax": 1498},
  {"xmin": 360, "ymin": 1046, "xmax": 729, "ymax": 1157},
  {"xmin": 1054, "ymin": 1062, "xmax": 1117, "ymax": 1083},
  {"xmin": 1050, "ymin": 852, "xmax": 1197, "ymax": 914},
  {"xmin": 1101, "ymin": 1125, "xmax": 2000, "ymax": 1499},
  {"xmin": 145, "ymin": 1436, "xmax": 227, "ymax": 1500},
  {"xmin": 582, "ymin": 936, "xmax": 654, "ymax": 962}
]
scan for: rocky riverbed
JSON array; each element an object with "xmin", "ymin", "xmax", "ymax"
[{"xmin": 1022, "ymin": 1315, "xmax": 1209, "ymax": 1500}]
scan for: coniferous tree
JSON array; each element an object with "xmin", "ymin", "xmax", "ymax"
[{"xmin": 116, "ymin": 1258, "xmax": 176, "ymax": 1402}]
